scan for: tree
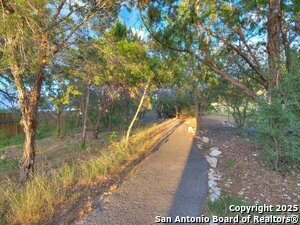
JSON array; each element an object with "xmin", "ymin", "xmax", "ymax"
[
  {"xmin": 125, "ymin": 81, "xmax": 150, "ymax": 148},
  {"xmin": 42, "ymin": 63, "xmax": 81, "ymax": 138},
  {"xmin": 139, "ymin": 0, "xmax": 299, "ymax": 99},
  {"xmin": 96, "ymin": 22, "xmax": 157, "ymax": 147},
  {"xmin": 0, "ymin": 0, "xmax": 121, "ymax": 182}
]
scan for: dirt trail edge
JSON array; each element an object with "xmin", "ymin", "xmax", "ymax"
[{"xmin": 75, "ymin": 120, "xmax": 208, "ymax": 225}]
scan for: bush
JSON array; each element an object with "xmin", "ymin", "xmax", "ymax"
[{"xmin": 252, "ymin": 56, "xmax": 300, "ymax": 171}]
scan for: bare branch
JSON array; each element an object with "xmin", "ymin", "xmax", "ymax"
[{"xmin": 51, "ymin": 0, "xmax": 67, "ymax": 23}]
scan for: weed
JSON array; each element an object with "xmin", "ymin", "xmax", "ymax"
[
  {"xmin": 202, "ymin": 143, "xmax": 211, "ymax": 153},
  {"xmin": 109, "ymin": 131, "xmax": 117, "ymax": 142},
  {"xmin": 208, "ymin": 193, "xmax": 247, "ymax": 216},
  {"xmin": 226, "ymin": 159, "xmax": 236, "ymax": 169},
  {"xmin": 3, "ymin": 175, "xmax": 63, "ymax": 224}
]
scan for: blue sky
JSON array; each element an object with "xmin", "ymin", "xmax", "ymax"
[
  {"xmin": 119, "ymin": 6, "xmax": 140, "ymax": 28},
  {"xmin": 119, "ymin": 5, "xmax": 147, "ymax": 39}
]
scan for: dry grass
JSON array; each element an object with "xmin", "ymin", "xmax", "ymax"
[{"xmin": 0, "ymin": 121, "xmax": 172, "ymax": 225}]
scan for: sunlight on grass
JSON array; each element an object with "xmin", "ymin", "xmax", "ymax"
[{"xmin": 0, "ymin": 122, "xmax": 165, "ymax": 224}]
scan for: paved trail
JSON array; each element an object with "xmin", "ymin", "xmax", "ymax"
[{"xmin": 75, "ymin": 121, "xmax": 207, "ymax": 225}]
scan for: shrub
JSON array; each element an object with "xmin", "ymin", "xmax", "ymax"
[{"xmin": 252, "ymin": 55, "xmax": 300, "ymax": 171}]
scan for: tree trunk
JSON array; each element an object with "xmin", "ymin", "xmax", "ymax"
[
  {"xmin": 19, "ymin": 106, "xmax": 38, "ymax": 183},
  {"xmin": 56, "ymin": 108, "xmax": 62, "ymax": 138},
  {"xmin": 125, "ymin": 82, "xmax": 150, "ymax": 148},
  {"xmin": 193, "ymin": 87, "xmax": 201, "ymax": 132},
  {"xmin": 15, "ymin": 72, "xmax": 44, "ymax": 183},
  {"xmin": 267, "ymin": 0, "xmax": 281, "ymax": 89},
  {"xmin": 82, "ymin": 80, "xmax": 91, "ymax": 147},
  {"xmin": 93, "ymin": 110, "xmax": 103, "ymax": 139},
  {"xmin": 279, "ymin": 8, "xmax": 291, "ymax": 71}
]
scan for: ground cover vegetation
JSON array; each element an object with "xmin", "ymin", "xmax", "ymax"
[{"xmin": 0, "ymin": 0, "xmax": 299, "ymax": 224}]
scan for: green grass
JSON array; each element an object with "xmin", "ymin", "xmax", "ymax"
[
  {"xmin": 208, "ymin": 193, "xmax": 250, "ymax": 216},
  {"xmin": 0, "ymin": 159, "xmax": 19, "ymax": 178},
  {"xmin": 0, "ymin": 122, "xmax": 165, "ymax": 225},
  {"xmin": 0, "ymin": 134, "xmax": 24, "ymax": 151},
  {"xmin": 226, "ymin": 159, "xmax": 236, "ymax": 169},
  {"xmin": 0, "ymin": 123, "xmax": 56, "ymax": 151},
  {"xmin": 207, "ymin": 193, "xmax": 289, "ymax": 225}
]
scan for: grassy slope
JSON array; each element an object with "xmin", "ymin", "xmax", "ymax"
[{"xmin": 0, "ymin": 120, "xmax": 175, "ymax": 225}]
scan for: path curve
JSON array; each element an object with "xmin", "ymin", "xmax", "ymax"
[{"xmin": 75, "ymin": 121, "xmax": 207, "ymax": 225}]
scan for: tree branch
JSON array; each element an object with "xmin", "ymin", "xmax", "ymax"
[
  {"xmin": 51, "ymin": 0, "xmax": 67, "ymax": 23},
  {"xmin": 201, "ymin": 24, "xmax": 267, "ymax": 84},
  {"xmin": 139, "ymin": 12, "xmax": 257, "ymax": 99}
]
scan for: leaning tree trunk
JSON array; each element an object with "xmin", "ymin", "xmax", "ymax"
[
  {"xmin": 82, "ymin": 80, "xmax": 91, "ymax": 147},
  {"xmin": 15, "ymin": 72, "xmax": 44, "ymax": 183},
  {"xmin": 125, "ymin": 82, "xmax": 150, "ymax": 148}
]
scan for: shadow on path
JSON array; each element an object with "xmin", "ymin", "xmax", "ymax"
[{"xmin": 167, "ymin": 137, "xmax": 208, "ymax": 224}]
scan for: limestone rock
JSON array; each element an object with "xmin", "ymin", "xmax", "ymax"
[
  {"xmin": 187, "ymin": 126, "xmax": 195, "ymax": 134},
  {"xmin": 210, "ymin": 148, "xmax": 222, "ymax": 157},
  {"xmin": 208, "ymin": 180, "xmax": 217, "ymax": 188},
  {"xmin": 222, "ymin": 121, "xmax": 235, "ymax": 127},
  {"xmin": 201, "ymin": 136, "xmax": 210, "ymax": 143},
  {"xmin": 206, "ymin": 156, "xmax": 217, "ymax": 168}
]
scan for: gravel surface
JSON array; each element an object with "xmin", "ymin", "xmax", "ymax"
[{"xmin": 75, "ymin": 121, "xmax": 208, "ymax": 225}]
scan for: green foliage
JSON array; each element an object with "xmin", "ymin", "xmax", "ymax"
[
  {"xmin": 252, "ymin": 56, "xmax": 300, "ymax": 171},
  {"xmin": 0, "ymin": 133, "xmax": 24, "ymax": 150},
  {"xmin": 219, "ymin": 86, "xmax": 253, "ymax": 127},
  {"xmin": 109, "ymin": 131, "xmax": 118, "ymax": 142}
]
